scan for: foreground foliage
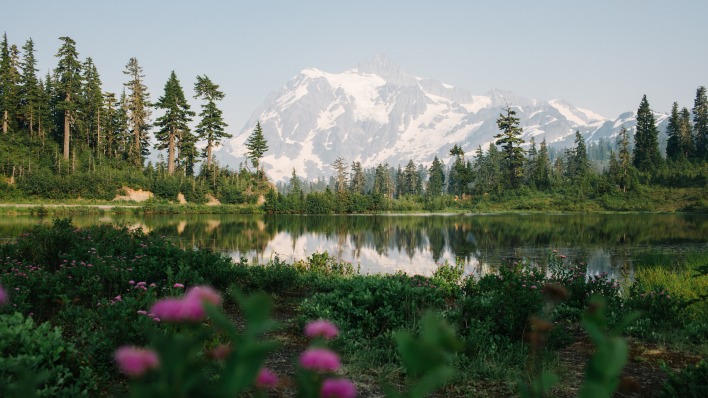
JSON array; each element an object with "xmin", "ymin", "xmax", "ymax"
[{"xmin": 0, "ymin": 220, "xmax": 706, "ymax": 396}]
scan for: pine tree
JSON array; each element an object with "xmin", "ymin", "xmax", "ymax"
[
  {"xmin": 693, "ymin": 86, "xmax": 708, "ymax": 160},
  {"xmin": 427, "ymin": 156, "xmax": 445, "ymax": 196},
  {"xmin": 332, "ymin": 157, "xmax": 348, "ymax": 193},
  {"xmin": 194, "ymin": 75, "xmax": 230, "ymax": 171},
  {"xmin": 123, "ymin": 57, "xmax": 151, "ymax": 167},
  {"xmin": 349, "ymin": 161, "xmax": 365, "ymax": 194},
  {"xmin": 632, "ymin": 95, "xmax": 662, "ymax": 171},
  {"xmin": 679, "ymin": 107, "xmax": 695, "ymax": 159},
  {"xmin": 1, "ymin": 35, "xmax": 22, "ymax": 135},
  {"xmin": 403, "ymin": 159, "xmax": 418, "ymax": 196},
  {"xmin": 81, "ymin": 57, "xmax": 103, "ymax": 152},
  {"xmin": 19, "ymin": 38, "xmax": 41, "ymax": 138},
  {"xmin": 572, "ymin": 130, "xmax": 590, "ymax": 181},
  {"xmin": 494, "ymin": 106, "xmax": 526, "ymax": 188},
  {"xmin": 618, "ymin": 126, "xmax": 632, "ymax": 192},
  {"xmin": 154, "ymin": 71, "xmax": 194, "ymax": 175},
  {"xmin": 54, "ymin": 36, "xmax": 82, "ymax": 160},
  {"xmin": 532, "ymin": 139, "xmax": 552, "ymax": 190},
  {"xmin": 245, "ymin": 121, "xmax": 268, "ymax": 174},
  {"xmin": 665, "ymin": 102, "xmax": 681, "ymax": 161}
]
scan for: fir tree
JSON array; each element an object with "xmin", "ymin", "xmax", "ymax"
[
  {"xmin": 532, "ymin": 139, "xmax": 552, "ymax": 190},
  {"xmin": 427, "ymin": 156, "xmax": 445, "ymax": 196},
  {"xmin": 665, "ymin": 102, "xmax": 681, "ymax": 161},
  {"xmin": 154, "ymin": 71, "xmax": 193, "ymax": 175},
  {"xmin": 194, "ymin": 75, "xmax": 230, "ymax": 171},
  {"xmin": 0, "ymin": 33, "xmax": 12, "ymax": 134},
  {"xmin": 349, "ymin": 161, "xmax": 365, "ymax": 194},
  {"xmin": 54, "ymin": 36, "xmax": 82, "ymax": 160},
  {"xmin": 245, "ymin": 121, "xmax": 268, "ymax": 175},
  {"xmin": 494, "ymin": 106, "xmax": 526, "ymax": 188},
  {"xmin": 19, "ymin": 38, "xmax": 40, "ymax": 138},
  {"xmin": 679, "ymin": 107, "xmax": 695, "ymax": 159},
  {"xmin": 632, "ymin": 95, "xmax": 662, "ymax": 172},
  {"xmin": 402, "ymin": 159, "xmax": 419, "ymax": 196},
  {"xmin": 332, "ymin": 157, "xmax": 348, "ymax": 193},
  {"xmin": 693, "ymin": 86, "xmax": 708, "ymax": 160},
  {"xmin": 81, "ymin": 57, "xmax": 103, "ymax": 151},
  {"xmin": 618, "ymin": 126, "xmax": 632, "ymax": 192},
  {"xmin": 123, "ymin": 57, "xmax": 151, "ymax": 167},
  {"xmin": 571, "ymin": 130, "xmax": 590, "ymax": 181}
]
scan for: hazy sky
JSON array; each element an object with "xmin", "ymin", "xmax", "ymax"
[{"xmin": 3, "ymin": 0, "xmax": 706, "ymax": 132}]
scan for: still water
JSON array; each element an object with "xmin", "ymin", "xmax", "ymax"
[{"xmin": 1, "ymin": 213, "xmax": 706, "ymax": 277}]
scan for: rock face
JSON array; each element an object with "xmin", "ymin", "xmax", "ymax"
[
  {"xmin": 113, "ymin": 187, "xmax": 154, "ymax": 202},
  {"xmin": 218, "ymin": 55, "xmax": 666, "ymax": 181}
]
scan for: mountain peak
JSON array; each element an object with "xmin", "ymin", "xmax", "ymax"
[{"xmin": 356, "ymin": 54, "xmax": 417, "ymax": 86}]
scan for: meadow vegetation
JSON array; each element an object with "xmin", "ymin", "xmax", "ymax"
[{"xmin": 0, "ymin": 220, "xmax": 706, "ymax": 397}]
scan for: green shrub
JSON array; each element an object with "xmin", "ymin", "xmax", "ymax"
[
  {"xmin": 0, "ymin": 312, "xmax": 97, "ymax": 397},
  {"xmin": 659, "ymin": 360, "xmax": 708, "ymax": 398}
]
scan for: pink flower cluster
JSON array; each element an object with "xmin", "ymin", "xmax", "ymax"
[
  {"xmin": 150, "ymin": 286, "xmax": 222, "ymax": 322},
  {"xmin": 299, "ymin": 348, "xmax": 341, "ymax": 372},
  {"xmin": 256, "ymin": 367, "xmax": 279, "ymax": 388},
  {"xmin": 114, "ymin": 346, "xmax": 159, "ymax": 377},
  {"xmin": 321, "ymin": 378, "xmax": 357, "ymax": 398},
  {"xmin": 305, "ymin": 320, "xmax": 339, "ymax": 340}
]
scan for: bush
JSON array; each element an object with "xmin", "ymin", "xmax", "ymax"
[
  {"xmin": 659, "ymin": 360, "xmax": 708, "ymax": 398},
  {"xmin": 0, "ymin": 312, "xmax": 97, "ymax": 397}
]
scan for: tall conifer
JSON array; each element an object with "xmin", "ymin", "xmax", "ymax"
[
  {"xmin": 194, "ymin": 75, "xmax": 230, "ymax": 171},
  {"xmin": 54, "ymin": 36, "xmax": 82, "ymax": 160},
  {"xmin": 154, "ymin": 71, "xmax": 193, "ymax": 175}
]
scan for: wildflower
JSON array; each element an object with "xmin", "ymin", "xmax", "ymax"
[
  {"xmin": 0, "ymin": 285, "xmax": 8, "ymax": 305},
  {"xmin": 256, "ymin": 368, "xmax": 279, "ymax": 388},
  {"xmin": 560, "ymin": 255, "xmax": 567, "ymax": 259},
  {"xmin": 321, "ymin": 378, "xmax": 357, "ymax": 398},
  {"xmin": 150, "ymin": 297, "xmax": 205, "ymax": 322},
  {"xmin": 185, "ymin": 286, "xmax": 222, "ymax": 306},
  {"xmin": 299, "ymin": 348, "xmax": 341, "ymax": 372},
  {"xmin": 137, "ymin": 310, "xmax": 147, "ymax": 315},
  {"xmin": 173, "ymin": 283, "xmax": 185, "ymax": 289},
  {"xmin": 114, "ymin": 295, "xmax": 122, "ymax": 302},
  {"xmin": 305, "ymin": 320, "xmax": 339, "ymax": 340},
  {"xmin": 530, "ymin": 285, "xmax": 538, "ymax": 290},
  {"xmin": 208, "ymin": 344, "xmax": 232, "ymax": 361},
  {"xmin": 114, "ymin": 346, "xmax": 159, "ymax": 377}
]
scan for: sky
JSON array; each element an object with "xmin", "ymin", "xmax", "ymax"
[{"xmin": 2, "ymin": 0, "xmax": 707, "ymax": 133}]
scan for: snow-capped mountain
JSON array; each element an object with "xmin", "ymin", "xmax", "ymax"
[{"xmin": 217, "ymin": 55, "xmax": 659, "ymax": 181}]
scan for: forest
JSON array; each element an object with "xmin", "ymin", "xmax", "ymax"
[{"xmin": 0, "ymin": 33, "xmax": 706, "ymax": 213}]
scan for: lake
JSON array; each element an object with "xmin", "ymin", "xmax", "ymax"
[{"xmin": 1, "ymin": 213, "xmax": 706, "ymax": 277}]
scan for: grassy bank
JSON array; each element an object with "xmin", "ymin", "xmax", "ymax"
[{"xmin": 1, "ymin": 220, "xmax": 706, "ymax": 396}]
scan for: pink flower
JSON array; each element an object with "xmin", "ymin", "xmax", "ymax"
[
  {"xmin": 173, "ymin": 283, "xmax": 185, "ymax": 289},
  {"xmin": 185, "ymin": 286, "xmax": 222, "ymax": 306},
  {"xmin": 114, "ymin": 346, "xmax": 159, "ymax": 377},
  {"xmin": 150, "ymin": 297, "xmax": 205, "ymax": 322},
  {"xmin": 256, "ymin": 368, "xmax": 279, "ymax": 388},
  {"xmin": 209, "ymin": 344, "xmax": 232, "ymax": 361},
  {"xmin": 129, "ymin": 280, "xmax": 135, "ymax": 285},
  {"xmin": 530, "ymin": 285, "xmax": 537, "ymax": 290},
  {"xmin": 114, "ymin": 295, "xmax": 122, "ymax": 302},
  {"xmin": 305, "ymin": 320, "xmax": 339, "ymax": 340},
  {"xmin": 0, "ymin": 285, "xmax": 8, "ymax": 305},
  {"xmin": 300, "ymin": 348, "xmax": 341, "ymax": 372},
  {"xmin": 321, "ymin": 378, "xmax": 357, "ymax": 398}
]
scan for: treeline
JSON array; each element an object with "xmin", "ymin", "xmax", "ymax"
[
  {"xmin": 268, "ymin": 92, "xmax": 707, "ymax": 213},
  {"xmin": 0, "ymin": 33, "xmax": 268, "ymax": 202}
]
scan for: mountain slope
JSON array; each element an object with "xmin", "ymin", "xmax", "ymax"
[{"xmin": 218, "ymin": 55, "xmax": 659, "ymax": 181}]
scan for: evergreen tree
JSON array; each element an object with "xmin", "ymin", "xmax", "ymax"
[
  {"xmin": 102, "ymin": 91, "xmax": 121, "ymax": 157},
  {"xmin": 194, "ymin": 75, "xmax": 230, "ymax": 171},
  {"xmin": 494, "ymin": 106, "xmax": 526, "ymax": 188},
  {"xmin": 245, "ymin": 121, "xmax": 268, "ymax": 174},
  {"xmin": 0, "ymin": 34, "xmax": 22, "ymax": 135},
  {"xmin": 19, "ymin": 38, "xmax": 41, "ymax": 138},
  {"xmin": 693, "ymin": 86, "xmax": 708, "ymax": 160},
  {"xmin": 154, "ymin": 71, "xmax": 194, "ymax": 175},
  {"xmin": 427, "ymin": 156, "xmax": 445, "ymax": 196},
  {"xmin": 679, "ymin": 107, "xmax": 695, "ymax": 159},
  {"xmin": 632, "ymin": 95, "xmax": 662, "ymax": 172},
  {"xmin": 54, "ymin": 36, "xmax": 82, "ymax": 160},
  {"xmin": 349, "ymin": 161, "xmax": 365, "ymax": 194},
  {"xmin": 373, "ymin": 163, "xmax": 393, "ymax": 199},
  {"xmin": 618, "ymin": 126, "xmax": 633, "ymax": 192},
  {"xmin": 123, "ymin": 57, "xmax": 151, "ymax": 167},
  {"xmin": 81, "ymin": 57, "xmax": 103, "ymax": 151},
  {"xmin": 402, "ymin": 159, "xmax": 419, "ymax": 196},
  {"xmin": 571, "ymin": 130, "xmax": 590, "ymax": 181},
  {"xmin": 332, "ymin": 157, "xmax": 348, "ymax": 193},
  {"xmin": 665, "ymin": 102, "xmax": 681, "ymax": 161},
  {"xmin": 448, "ymin": 145, "xmax": 470, "ymax": 196},
  {"xmin": 532, "ymin": 139, "xmax": 552, "ymax": 190}
]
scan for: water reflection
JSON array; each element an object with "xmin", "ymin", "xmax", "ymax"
[{"xmin": 1, "ymin": 213, "xmax": 706, "ymax": 276}]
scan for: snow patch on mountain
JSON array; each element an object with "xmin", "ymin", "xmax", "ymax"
[{"xmin": 217, "ymin": 55, "xmax": 664, "ymax": 182}]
